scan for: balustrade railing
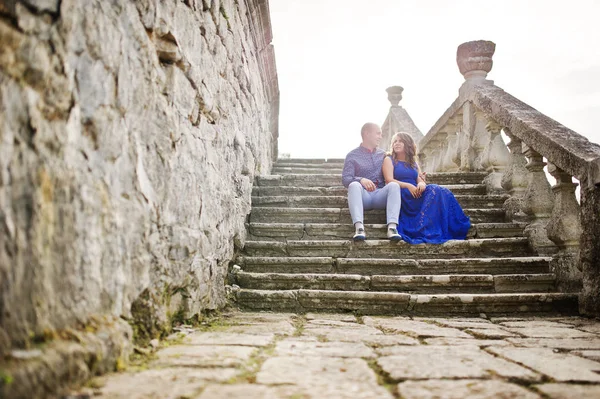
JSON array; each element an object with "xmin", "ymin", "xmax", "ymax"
[{"xmin": 403, "ymin": 40, "xmax": 600, "ymax": 315}]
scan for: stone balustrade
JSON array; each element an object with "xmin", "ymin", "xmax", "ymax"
[{"xmin": 415, "ymin": 40, "xmax": 600, "ymax": 316}]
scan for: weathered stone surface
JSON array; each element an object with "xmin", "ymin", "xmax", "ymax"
[
  {"xmin": 303, "ymin": 325, "xmax": 384, "ymax": 342},
  {"xmin": 184, "ymin": 332, "xmax": 275, "ymax": 347},
  {"xmin": 365, "ymin": 318, "xmax": 475, "ymax": 338},
  {"xmin": 1, "ymin": 317, "xmax": 132, "ymax": 399},
  {"xmin": 256, "ymin": 356, "xmax": 394, "ymax": 399},
  {"xmin": 1, "ymin": 0, "xmax": 278, "ymax": 355},
  {"xmin": 305, "ymin": 313, "xmax": 357, "ymax": 323},
  {"xmin": 397, "ymin": 379, "xmax": 540, "ymax": 399},
  {"xmin": 535, "ymin": 383, "xmax": 600, "ymax": 399},
  {"xmin": 429, "ymin": 318, "xmax": 494, "ymax": 329},
  {"xmin": 274, "ymin": 339, "xmax": 375, "ymax": 358},
  {"xmin": 94, "ymin": 368, "xmax": 237, "ymax": 399},
  {"xmin": 378, "ymin": 345, "xmax": 540, "ymax": 381},
  {"xmin": 223, "ymin": 321, "xmax": 296, "ymax": 336},
  {"xmin": 197, "ymin": 384, "xmax": 307, "ymax": 399},
  {"xmin": 153, "ymin": 345, "xmax": 257, "ymax": 368},
  {"xmin": 424, "ymin": 337, "xmax": 512, "ymax": 347},
  {"xmin": 506, "ymin": 338, "xmax": 600, "ymax": 350},
  {"xmin": 502, "ymin": 327, "xmax": 596, "ymax": 339},
  {"xmin": 487, "ymin": 347, "xmax": 600, "ymax": 382},
  {"xmin": 499, "ymin": 321, "xmax": 577, "ymax": 328},
  {"xmin": 465, "ymin": 328, "xmax": 517, "ymax": 339},
  {"xmin": 572, "ymin": 350, "xmax": 600, "ymax": 362}
]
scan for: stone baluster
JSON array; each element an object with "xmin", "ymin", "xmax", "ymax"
[
  {"xmin": 500, "ymin": 129, "xmax": 529, "ymax": 222},
  {"xmin": 440, "ymin": 119, "xmax": 461, "ymax": 172},
  {"xmin": 432, "ymin": 132, "xmax": 448, "ymax": 172},
  {"xmin": 451, "ymin": 115, "xmax": 463, "ymax": 169},
  {"xmin": 460, "ymin": 102, "xmax": 476, "ymax": 171},
  {"xmin": 546, "ymin": 163, "xmax": 582, "ymax": 292},
  {"xmin": 522, "ymin": 145, "xmax": 557, "ymax": 256},
  {"xmin": 481, "ymin": 118, "xmax": 510, "ymax": 194},
  {"xmin": 471, "ymin": 111, "xmax": 491, "ymax": 171},
  {"xmin": 417, "ymin": 151, "xmax": 428, "ymax": 174}
]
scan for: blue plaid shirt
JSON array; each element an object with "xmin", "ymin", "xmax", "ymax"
[{"xmin": 342, "ymin": 145, "xmax": 386, "ymax": 188}]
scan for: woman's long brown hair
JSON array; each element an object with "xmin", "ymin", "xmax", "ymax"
[{"xmin": 388, "ymin": 132, "xmax": 418, "ymax": 168}]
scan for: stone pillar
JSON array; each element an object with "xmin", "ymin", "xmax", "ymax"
[
  {"xmin": 481, "ymin": 118, "xmax": 510, "ymax": 194},
  {"xmin": 381, "ymin": 86, "xmax": 404, "ymax": 149},
  {"xmin": 579, "ymin": 184, "xmax": 600, "ymax": 316},
  {"xmin": 546, "ymin": 163, "xmax": 582, "ymax": 292},
  {"xmin": 522, "ymin": 145, "xmax": 557, "ymax": 256},
  {"xmin": 500, "ymin": 129, "xmax": 529, "ymax": 222}
]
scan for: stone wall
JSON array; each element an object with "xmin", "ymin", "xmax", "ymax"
[{"xmin": 0, "ymin": 0, "xmax": 278, "ymax": 349}]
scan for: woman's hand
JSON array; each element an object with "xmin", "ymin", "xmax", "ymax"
[
  {"xmin": 416, "ymin": 181, "xmax": 426, "ymax": 195},
  {"xmin": 405, "ymin": 183, "xmax": 421, "ymax": 198}
]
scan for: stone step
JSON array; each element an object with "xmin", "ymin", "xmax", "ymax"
[
  {"xmin": 249, "ymin": 207, "xmax": 506, "ymax": 224},
  {"xmin": 252, "ymin": 184, "xmax": 488, "ymax": 197},
  {"xmin": 241, "ymin": 238, "xmax": 532, "ymax": 259},
  {"xmin": 251, "ymin": 195, "xmax": 509, "ymax": 209},
  {"xmin": 235, "ymin": 256, "xmax": 551, "ymax": 275},
  {"xmin": 272, "ymin": 167, "xmax": 343, "ymax": 174},
  {"xmin": 235, "ymin": 290, "xmax": 578, "ymax": 314},
  {"xmin": 234, "ymin": 272, "xmax": 556, "ymax": 293},
  {"xmin": 275, "ymin": 158, "xmax": 345, "ymax": 165},
  {"xmin": 256, "ymin": 172, "xmax": 488, "ymax": 187},
  {"xmin": 247, "ymin": 222, "xmax": 525, "ymax": 241}
]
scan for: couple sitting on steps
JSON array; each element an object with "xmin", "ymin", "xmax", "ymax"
[{"xmin": 341, "ymin": 122, "xmax": 471, "ymax": 244}]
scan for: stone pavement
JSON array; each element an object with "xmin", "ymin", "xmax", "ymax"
[{"xmin": 71, "ymin": 311, "xmax": 600, "ymax": 399}]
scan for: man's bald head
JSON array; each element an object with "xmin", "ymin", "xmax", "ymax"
[
  {"xmin": 361, "ymin": 123, "xmax": 380, "ymax": 139},
  {"xmin": 360, "ymin": 122, "xmax": 382, "ymax": 150}
]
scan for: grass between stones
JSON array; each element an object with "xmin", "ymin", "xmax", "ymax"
[
  {"xmin": 225, "ymin": 341, "xmax": 278, "ymax": 384},
  {"xmin": 292, "ymin": 315, "xmax": 307, "ymax": 336},
  {"xmin": 366, "ymin": 359, "xmax": 400, "ymax": 398}
]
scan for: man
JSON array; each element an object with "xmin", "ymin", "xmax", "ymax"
[{"xmin": 342, "ymin": 123, "xmax": 401, "ymax": 241}]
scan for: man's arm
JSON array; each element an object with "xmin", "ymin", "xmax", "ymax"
[{"xmin": 342, "ymin": 155, "xmax": 360, "ymax": 188}]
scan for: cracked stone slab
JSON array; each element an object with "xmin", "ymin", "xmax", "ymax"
[
  {"xmin": 506, "ymin": 338, "xmax": 600, "ymax": 350},
  {"xmin": 222, "ymin": 321, "xmax": 296, "ymax": 336},
  {"xmin": 502, "ymin": 327, "xmax": 597, "ymax": 339},
  {"xmin": 274, "ymin": 339, "xmax": 375, "ymax": 358},
  {"xmin": 465, "ymin": 328, "xmax": 518, "ymax": 339},
  {"xmin": 93, "ymin": 368, "xmax": 238, "ymax": 399},
  {"xmin": 377, "ymin": 345, "xmax": 540, "ymax": 381},
  {"xmin": 366, "ymin": 318, "xmax": 472, "ymax": 338},
  {"xmin": 302, "ymin": 325, "xmax": 384, "ymax": 343},
  {"xmin": 221, "ymin": 311, "xmax": 297, "ymax": 324},
  {"xmin": 153, "ymin": 345, "xmax": 257, "ymax": 368},
  {"xmin": 428, "ymin": 319, "xmax": 495, "ymax": 329},
  {"xmin": 572, "ymin": 350, "xmax": 600, "ymax": 362},
  {"xmin": 184, "ymin": 332, "xmax": 275, "ymax": 347},
  {"xmin": 197, "ymin": 384, "xmax": 310, "ymax": 399},
  {"xmin": 306, "ymin": 319, "xmax": 365, "ymax": 328},
  {"xmin": 423, "ymin": 337, "xmax": 513, "ymax": 347},
  {"xmin": 534, "ymin": 383, "xmax": 600, "ymax": 399},
  {"xmin": 487, "ymin": 347, "xmax": 600, "ymax": 382},
  {"xmin": 397, "ymin": 379, "xmax": 541, "ymax": 399},
  {"xmin": 256, "ymin": 356, "xmax": 394, "ymax": 399},
  {"xmin": 499, "ymin": 321, "xmax": 578, "ymax": 328},
  {"xmin": 305, "ymin": 313, "xmax": 358, "ymax": 323}
]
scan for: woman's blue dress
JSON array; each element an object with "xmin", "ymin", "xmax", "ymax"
[{"xmin": 392, "ymin": 159, "xmax": 471, "ymax": 244}]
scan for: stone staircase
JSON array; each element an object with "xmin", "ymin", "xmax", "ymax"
[{"xmin": 233, "ymin": 158, "xmax": 579, "ymax": 315}]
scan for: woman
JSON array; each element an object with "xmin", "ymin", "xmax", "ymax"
[{"xmin": 382, "ymin": 132, "xmax": 471, "ymax": 244}]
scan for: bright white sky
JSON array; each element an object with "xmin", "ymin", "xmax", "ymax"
[{"xmin": 269, "ymin": 0, "xmax": 600, "ymax": 159}]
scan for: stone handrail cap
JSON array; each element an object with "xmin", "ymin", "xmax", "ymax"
[
  {"xmin": 457, "ymin": 40, "xmax": 496, "ymax": 79},
  {"xmin": 386, "ymin": 86, "xmax": 404, "ymax": 106}
]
